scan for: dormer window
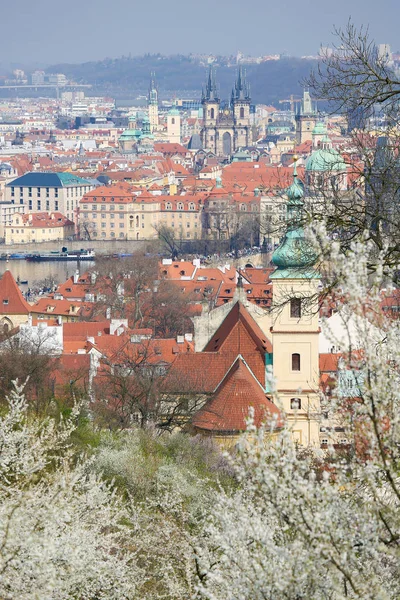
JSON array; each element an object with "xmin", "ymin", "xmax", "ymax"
[
  {"xmin": 189, "ymin": 203, "xmax": 195, "ymax": 211},
  {"xmin": 3, "ymin": 299, "xmax": 8, "ymax": 305},
  {"xmin": 166, "ymin": 202, "xmax": 172, "ymax": 210},
  {"xmin": 177, "ymin": 203, "xmax": 183, "ymax": 211}
]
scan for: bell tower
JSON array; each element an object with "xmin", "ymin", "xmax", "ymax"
[
  {"xmin": 269, "ymin": 160, "xmax": 321, "ymax": 446},
  {"xmin": 148, "ymin": 72, "xmax": 159, "ymax": 132},
  {"xmin": 201, "ymin": 66, "xmax": 220, "ymax": 153},
  {"xmin": 295, "ymin": 89, "xmax": 317, "ymax": 145},
  {"xmin": 232, "ymin": 66, "xmax": 251, "ymax": 148}
]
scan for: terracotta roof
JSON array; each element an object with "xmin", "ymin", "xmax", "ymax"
[
  {"xmin": 191, "ymin": 357, "xmax": 283, "ymax": 433},
  {"xmin": 0, "ymin": 270, "xmax": 31, "ymax": 315}
]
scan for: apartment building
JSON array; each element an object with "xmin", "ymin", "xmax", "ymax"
[
  {"xmin": 78, "ymin": 185, "xmax": 161, "ymax": 240},
  {"xmin": 5, "ymin": 172, "xmax": 94, "ymax": 224}
]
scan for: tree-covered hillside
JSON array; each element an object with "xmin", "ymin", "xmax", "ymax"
[{"xmin": 47, "ymin": 55, "xmax": 316, "ymax": 105}]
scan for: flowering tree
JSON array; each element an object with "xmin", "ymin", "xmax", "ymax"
[
  {"xmin": 0, "ymin": 381, "xmax": 140, "ymax": 599},
  {"xmin": 195, "ymin": 232, "xmax": 400, "ymax": 600}
]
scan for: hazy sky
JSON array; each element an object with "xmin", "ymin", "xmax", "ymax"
[{"xmin": 1, "ymin": 0, "xmax": 399, "ymax": 66}]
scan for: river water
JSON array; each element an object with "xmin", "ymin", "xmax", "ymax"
[{"xmin": 0, "ymin": 260, "xmax": 95, "ymax": 291}]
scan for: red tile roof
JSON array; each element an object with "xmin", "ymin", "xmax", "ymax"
[
  {"xmin": 0, "ymin": 270, "xmax": 31, "ymax": 315},
  {"xmin": 191, "ymin": 357, "xmax": 283, "ymax": 433}
]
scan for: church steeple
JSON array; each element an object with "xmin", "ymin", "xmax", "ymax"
[
  {"xmin": 148, "ymin": 72, "xmax": 158, "ymax": 105},
  {"xmin": 271, "ymin": 158, "xmax": 317, "ymax": 274},
  {"xmin": 148, "ymin": 72, "xmax": 159, "ymax": 131},
  {"xmin": 204, "ymin": 66, "xmax": 219, "ymax": 102},
  {"xmin": 233, "ymin": 66, "xmax": 250, "ymax": 101}
]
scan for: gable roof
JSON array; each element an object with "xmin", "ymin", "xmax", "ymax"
[
  {"xmin": 0, "ymin": 270, "xmax": 31, "ymax": 315},
  {"xmin": 191, "ymin": 356, "xmax": 283, "ymax": 433},
  {"xmin": 204, "ymin": 301, "xmax": 272, "ymax": 354}
]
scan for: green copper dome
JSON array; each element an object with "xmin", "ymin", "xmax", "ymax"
[
  {"xmin": 312, "ymin": 122, "xmax": 327, "ymax": 135},
  {"xmin": 286, "ymin": 165, "xmax": 304, "ymax": 204},
  {"xmin": 271, "ymin": 163, "xmax": 318, "ymax": 276},
  {"xmin": 271, "ymin": 227, "xmax": 317, "ymax": 270},
  {"xmin": 169, "ymin": 106, "xmax": 180, "ymax": 116},
  {"xmin": 305, "ymin": 147, "xmax": 346, "ymax": 172}
]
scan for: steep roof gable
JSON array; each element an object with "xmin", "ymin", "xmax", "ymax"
[
  {"xmin": 191, "ymin": 356, "xmax": 283, "ymax": 433},
  {"xmin": 0, "ymin": 270, "xmax": 31, "ymax": 315}
]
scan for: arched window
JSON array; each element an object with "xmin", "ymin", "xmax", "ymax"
[
  {"xmin": 210, "ymin": 108, "xmax": 215, "ymax": 119},
  {"xmin": 136, "ymin": 215, "xmax": 139, "ymax": 227},
  {"xmin": 171, "ymin": 118, "xmax": 175, "ymax": 125},
  {"xmin": 177, "ymin": 202, "xmax": 184, "ymax": 211},
  {"xmin": 292, "ymin": 353, "xmax": 300, "ymax": 371},
  {"xmin": 166, "ymin": 202, "xmax": 172, "ymax": 210},
  {"xmin": 290, "ymin": 298, "xmax": 301, "ymax": 318},
  {"xmin": 240, "ymin": 107, "xmax": 244, "ymax": 119},
  {"xmin": 290, "ymin": 397, "xmax": 301, "ymax": 410},
  {"xmin": 189, "ymin": 202, "xmax": 195, "ymax": 211},
  {"xmin": 240, "ymin": 203, "xmax": 246, "ymax": 211}
]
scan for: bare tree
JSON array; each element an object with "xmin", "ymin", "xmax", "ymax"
[{"xmin": 305, "ymin": 21, "xmax": 400, "ymax": 274}]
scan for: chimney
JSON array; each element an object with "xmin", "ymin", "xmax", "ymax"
[
  {"xmin": 184, "ymin": 333, "xmax": 193, "ymax": 342},
  {"xmin": 73, "ymin": 269, "xmax": 79, "ymax": 284},
  {"xmin": 177, "ymin": 335, "xmax": 184, "ymax": 344}
]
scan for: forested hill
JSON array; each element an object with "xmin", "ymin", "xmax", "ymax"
[{"xmin": 47, "ymin": 55, "xmax": 316, "ymax": 105}]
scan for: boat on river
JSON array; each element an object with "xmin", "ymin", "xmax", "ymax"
[{"xmin": 25, "ymin": 249, "xmax": 96, "ymax": 262}]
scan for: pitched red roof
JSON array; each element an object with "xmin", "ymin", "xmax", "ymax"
[
  {"xmin": 0, "ymin": 270, "xmax": 31, "ymax": 315},
  {"xmin": 191, "ymin": 357, "xmax": 283, "ymax": 433}
]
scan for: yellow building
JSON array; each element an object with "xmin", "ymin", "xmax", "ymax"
[
  {"xmin": 79, "ymin": 185, "xmax": 161, "ymax": 241},
  {"xmin": 5, "ymin": 212, "xmax": 74, "ymax": 245},
  {"xmin": 159, "ymin": 195, "xmax": 203, "ymax": 240}
]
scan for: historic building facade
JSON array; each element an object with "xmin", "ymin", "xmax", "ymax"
[{"xmin": 200, "ymin": 67, "xmax": 251, "ymax": 157}]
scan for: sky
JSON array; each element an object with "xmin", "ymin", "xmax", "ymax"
[{"xmin": 1, "ymin": 0, "xmax": 399, "ymax": 66}]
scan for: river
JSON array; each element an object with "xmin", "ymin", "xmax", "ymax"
[{"xmin": 0, "ymin": 259, "xmax": 96, "ymax": 291}]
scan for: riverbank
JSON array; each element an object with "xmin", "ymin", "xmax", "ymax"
[{"xmin": 0, "ymin": 239, "xmax": 151, "ymax": 255}]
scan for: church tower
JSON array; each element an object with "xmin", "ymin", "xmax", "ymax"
[
  {"xmin": 269, "ymin": 160, "xmax": 321, "ymax": 446},
  {"xmin": 232, "ymin": 66, "xmax": 251, "ymax": 148},
  {"xmin": 167, "ymin": 106, "xmax": 181, "ymax": 143},
  {"xmin": 148, "ymin": 72, "xmax": 159, "ymax": 132},
  {"xmin": 200, "ymin": 66, "xmax": 220, "ymax": 154},
  {"xmin": 295, "ymin": 89, "xmax": 317, "ymax": 145}
]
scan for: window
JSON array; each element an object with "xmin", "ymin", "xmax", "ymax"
[
  {"xmin": 210, "ymin": 108, "xmax": 215, "ymax": 119},
  {"xmin": 177, "ymin": 202, "xmax": 183, "ymax": 211},
  {"xmin": 240, "ymin": 107, "xmax": 244, "ymax": 119},
  {"xmin": 46, "ymin": 200, "xmax": 50, "ymax": 210},
  {"xmin": 290, "ymin": 298, "xmax": 301, "ymax": 318},
  {"xmin": 37, "ymin": 187, "xmax": 41, "ymax": 196},
  {"xmin": 290, "ymin": 398, "xmax": 301, "ymax": 410},
  {"xmin": 292, "ymin": 353, "xmax": 300, "ymax": 371},
  {"xmin": 189, "ymin": 202, "xmax": 195, "ymax": 211},
  {"xmin": 166, "ymin": 202, "xmax": 172, "ymax": 210},
  {"xmin": 55, "ymin": 201, "xmax": 59, "ymax": 211},
  {"xmin": 29, "ymin": 200, "xmax": 32, "ymax": 210},
  {"xmin": 37, "ymin": 200, "xmax": 41, "ymax": 210},
  {"xmin": 46, "ymin": 187, "xmax": 50, "ymax": 197},
  {"xmin": 11, "ymin": 187, "xmax": 14, "ymax": 197},
  {"xmin": 171, "ymin": 117, "xmax": 175, "ymax": 125},
  {"xmin": 28, "ymin": 187, "xmax": 32, "ymax": 197},
  {"xmin": 55, "ymin": 188, "xmax": 58, "ymax": 198}
]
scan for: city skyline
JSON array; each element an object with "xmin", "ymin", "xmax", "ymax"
[{"xmin": 1, "ymin": 0, "xmax": 399, "ymax": 66}]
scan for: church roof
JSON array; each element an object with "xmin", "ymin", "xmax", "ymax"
[
  {"xmin": 305, "ymin": 148, "xmax": 347, "ymax": 172},
  {"xmin": 0, "ymin": 270, "xmax": 31, "ymax": 315},
  {"xmin": 191, "ymin": 356, "xmax": 283, "ymax": 433}
]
